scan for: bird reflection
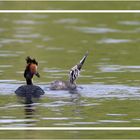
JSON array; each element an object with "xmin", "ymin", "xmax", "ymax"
[
  {"xmin": 16, "ymin": 95, "xmax": 38, "ymax": 127},
  {"xmin": 68, "ymin": 89, "xmax": 82, "ymax": 117},
  {"xmin": 24, "ymin": 103, "xmax": 36, "ymax": 126},
  {"xmin": 23, "ymin": 102, "xmax": 37, "ymax": 139}
]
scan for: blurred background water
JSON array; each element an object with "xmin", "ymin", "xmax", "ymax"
[{"xmin": 0, "ymin": 1, "xmax": 140, "ymax": 139}]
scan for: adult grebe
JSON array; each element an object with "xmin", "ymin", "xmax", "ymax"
[
  {"xmin": 50, "ymin": 51, "xmax": 89, "ymax": 90},
  {"xmin": 15, "ymin": 57, "xmax": 44, "ymax": 102}
]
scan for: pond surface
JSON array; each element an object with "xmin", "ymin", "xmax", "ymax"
[{"xmin": 0, "ymin": 2, "xmax": 140, "ymax": 139}]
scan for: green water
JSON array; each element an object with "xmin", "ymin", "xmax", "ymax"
[
  {"xmin": 0, "ymin": 1, "xmax": 140, "ymax": 10},
  {"xmin": 0, "ymin": 1, "xmax": 140, "ymax": 139}
]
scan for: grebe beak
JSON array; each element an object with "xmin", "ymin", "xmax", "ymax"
[
  {"xmin": 77, "ymin": 51, "xmax": 89, "ymax": 70},
  {"xmin": 35, "ymin": 72, "xmax": 40, "ymax": 78}
]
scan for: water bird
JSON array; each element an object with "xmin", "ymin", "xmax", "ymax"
[
  {"xmin": 50, "ymin": 51, "xmax": 89, "ymax": 90},
  {"xmin": 15, "ymin": 57, "xmax": 45, "ymax": 103}
]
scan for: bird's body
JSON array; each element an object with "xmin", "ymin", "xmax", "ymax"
[
  {"xmin": 49, "ymin": 52, "xmax": 88, "ymax": 90},
  {"xmin": 15, "ymin": 85, "xmax": 44, "ymax": 98},
  {"xmin": 50, "ymin": 80, "xmax": 76, "ymax": 90}
]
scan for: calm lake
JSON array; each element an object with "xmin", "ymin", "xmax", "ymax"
[{"xmin": 0, "ymin": 2, "xmax": 140, "ymax": 139}]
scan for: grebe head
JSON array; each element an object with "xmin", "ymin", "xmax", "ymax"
[{"xmin": 24, "ymin": 56, "xmax": 40, "ymax": 85}]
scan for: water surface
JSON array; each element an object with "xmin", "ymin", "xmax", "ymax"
[{"xmin": 0, "ymin": 9, "xmax": 140, "ymax": 139}]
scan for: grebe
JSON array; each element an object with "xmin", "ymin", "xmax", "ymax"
[
  {"xmin": 50, "ymin": 51, "xmax": 88, "ymax": 90},
  {"xmin": 15, "ymin": 57, "xmax": 44, "ymax": 102}
]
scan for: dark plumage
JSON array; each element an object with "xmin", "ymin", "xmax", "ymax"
[
  {"xmin": 15, "ymin": 85, "xmax": 44, "ymax": 98},
  {"xmin": 50, "ymin": 51, "xmax": 89, "ymax": 90}
]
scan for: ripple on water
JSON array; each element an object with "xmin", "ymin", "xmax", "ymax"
[
  {"xmin": 0, "ymin": 119, "xmax": 36, "ymax": 124},
  {"xmin": 54, "ymin": 123, "xmax": 74, "ymax": 126},
  {"xmin": 14, "ymin": 33, "xmax": 41, "ymax": 39},
  {"xmin": 54, "ymin": 121, "xmax": 99, "ymax": 126},
  {"xmin": 0, "ymin": 38, "xmax": 31, "ymax": 44},
  {"xmin": 15, "ymin": 27, "xmax": 32, "ymax": 34},
  {"xmin": 0, "ymin": 54, "xmax": 19, "ymax": 57},
  {"xmin": 67, "ymin": 50, "xmax": 78, "ymax": 53},
  {"xmin": 27, "ymin": 14, "xmax": 49, "ymax": 19},
  {"xmin": 15, "ymin": 27, "xmax": 33, "ymax": 31},
  {"xmin": 0, "ymin": 28, "xmax": 6, "ymax": 33},
  {"xmin": 55, "ymin": 18, "xmax": 86, "ymax": 24},
  {"xmin": 42, "ymin": 117, "xmax": 72, "ymax": 120},
  {"xmin": 0, "ymin": 83, "xmax": 140, "ymax": 99},
  {"xmin": 3, "ymin": 123, "xmax": 36, "ymax": 127},
  {"xmin": 0, "ymin": 65, "xmax": 13, "ymax": 68},
  {"xmin": 45, "ymin": 47, "xmax": 64, "ymax": 51},
  {"xmin": 99, "ymin": 65, "xmax": 140, "ymax": 73},
  {"xmin": 132, "ymin": 118, "xmax": 140, "ymax": 121},
  {"xmin": 98, "ymin": 120, "xmax": 130, "ymax": 123},
  {"xmin": 13, "ymin": 20, "xmax": 44, "ymax": 25},
  {"xmin": 43, "ymin": 67, "xmax": 68, "ymax": 73},
  {"xmin": 0, "ymin": 50, "xmax": 24, "ymax": 57},
  {"xmin": 42, "ymin": 36, "xmax": 53, "ymax": 42},
  {"xmin": 97, "ymin": 38, "xmax": 132, "ymax": 44},
  {"xmin": 79, "ymin": 84, "xmax": 140, "ymax": 99},
  {"xmin": 119, "ymin": 21, "xmax": 140, "ymax": 25},
  {"xmin": 41, "ymin": 101, "xmax": 74, "ymax": 107},
  {"xmin": 106, "ymin": 113, "xmax": 128, "ymax": 116},
  {"xmin": 72, "ymin": 26, "xmax": 120, "ymax": 34},
  {"xmin": 70, "ymin": 122, "xmax": 100, "ymax": 125},
  {"xmin": 1, "ymin": 116, "xmax": 16, "ymax": 119}
]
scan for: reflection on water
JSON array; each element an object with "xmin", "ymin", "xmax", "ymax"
[
  {"xmin": 0, "ymin": 83, "xmax": 140, "ymax": 135},
  {"xmin": 0, "ymin": 103, "xmax": 37, "ymax": 127},
  {"xmin": 24, "ymin": 103, "xmax": 36, "ymax": 127},
  {"xmin": 0, "ymin": 82, "xmax": 140, "ymax": 99},
  {"xmin": 0, "ymin": 82, "xmax": 140, "ymax": 127}
]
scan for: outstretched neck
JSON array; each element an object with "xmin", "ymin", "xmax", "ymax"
[
  {"xmin": 69, "ymin": 79, "xmax": 75, "ymax": 85},
  {"xmin": 26, "ymin": 79, "xmax": 33, "ymax": 85}
]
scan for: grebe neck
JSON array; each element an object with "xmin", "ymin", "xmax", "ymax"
[{"xmin": 26, "ymin": 79, "xmax": 33, "ymax": 85}]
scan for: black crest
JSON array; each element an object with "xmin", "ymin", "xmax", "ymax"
[{"xmin": 26, "ymin": 56, "xmax": 38, "ymax": 65}]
